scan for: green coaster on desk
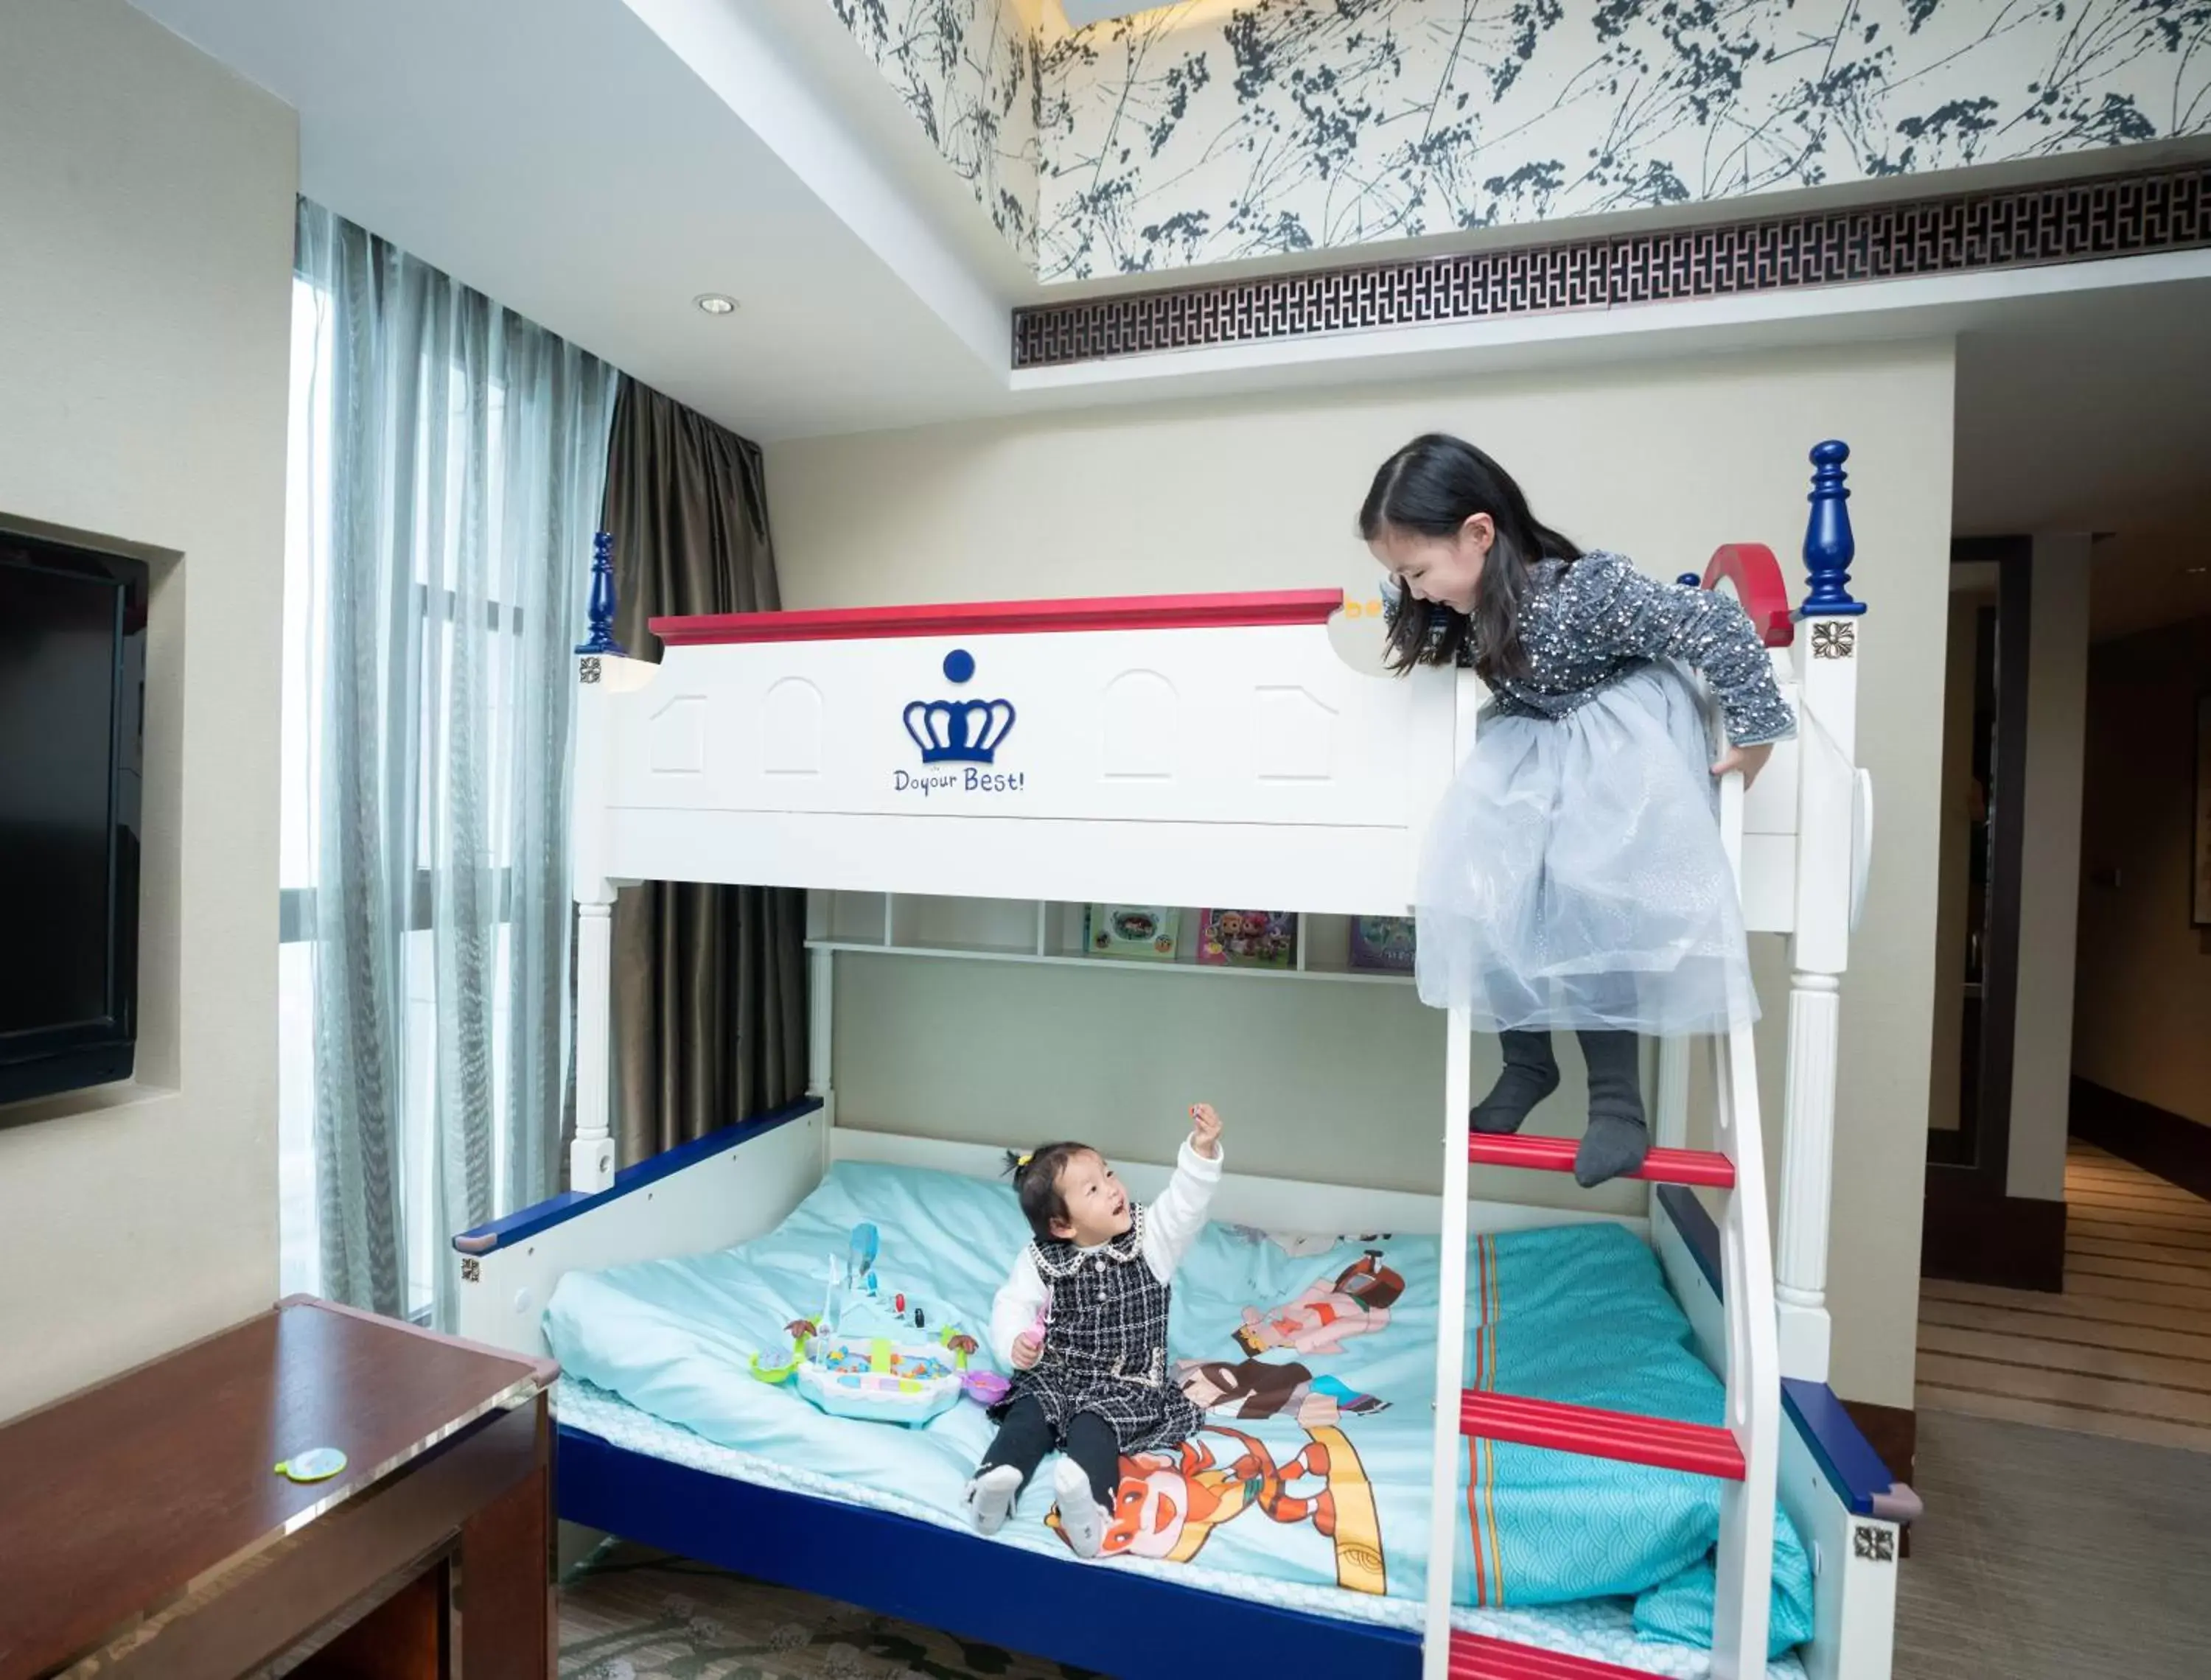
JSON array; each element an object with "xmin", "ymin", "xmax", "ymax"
[{"xmin": 274, "ymin": 1446, "xmax": 347, "ymax": 1483}]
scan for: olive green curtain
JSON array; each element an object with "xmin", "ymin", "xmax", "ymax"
[{"xmin": 600, "ymin": 378, "xmax": 808, "ymax": 1161}]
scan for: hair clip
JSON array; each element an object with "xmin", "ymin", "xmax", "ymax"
[{"xmin": 1016, "ymin": 1152, "xmax": 1033, "ymax": 1168}]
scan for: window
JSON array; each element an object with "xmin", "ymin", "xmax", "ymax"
[{"xmin": 277, "ymin": 276, "xmax": 530, "ymax": 1316}]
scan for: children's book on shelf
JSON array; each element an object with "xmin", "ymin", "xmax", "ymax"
[
  {"xmin": 1196, "ymin": 909, "xmax": 1296, "ymax": 969},
  {"xmin": 1086, "ymin": 906, "xmax": 1180, "ymax": 962},
  {"xmin": 1349, "ymin": 916, "xmax": 1416, "ymax": 973}
]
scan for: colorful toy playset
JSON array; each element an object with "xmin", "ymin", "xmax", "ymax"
[{"xmin": 750, "ymin": 1221, "xmax": 1002, "ymax": 1425}]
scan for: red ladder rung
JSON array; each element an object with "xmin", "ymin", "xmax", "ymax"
[
  {"xmin": 1467, "ymin": 1133, "xmax": 1736, "ymax": 1188},
  {"xmin": 1459, "ymin": 1390, "xmax": 1745, "ymax": 1480},
  {"xmin": 1449, "ymin": 1631, "xmax": 1660, "ymax": 1679}
]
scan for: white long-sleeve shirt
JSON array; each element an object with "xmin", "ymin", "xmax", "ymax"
[{"xmin": 988, "ymin": 1137, "xmax": 1223, "ymax": 1370}]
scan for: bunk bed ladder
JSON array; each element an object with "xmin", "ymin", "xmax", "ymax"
[
  {"xmin": 1425, "ymin": 769, "xmax": 1781, "ymax": 1680},
  {"xmin": 1422, "ymin": 1008, "xmax": 1475, "ymax": 1676},
  {"xmin": 1705, "ymin": 769, "xmax": 1783, "ymax": 1677}
]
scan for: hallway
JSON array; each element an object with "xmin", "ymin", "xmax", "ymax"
[{"xmin": 1918, "ymin": 1143, "xmax": 2211, "ymax": 1452}]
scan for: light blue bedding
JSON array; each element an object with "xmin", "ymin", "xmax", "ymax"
[{"xmin": 544, "ymin": 1160, "xmax": 1812, "ymax": 1658}]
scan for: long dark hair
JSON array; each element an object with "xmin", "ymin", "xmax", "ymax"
[{"xmin": 1358, "ymin": 435, "xmax": 1581, "ymax": 681}]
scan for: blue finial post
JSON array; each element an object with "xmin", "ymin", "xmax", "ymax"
[
  {"xmin": 1798, "ymin": 440, "xmax": 1865, "ymax": 617},
  {"xmin": 576, "ymin": 530, "xmax": 624, "ymax": 655}
]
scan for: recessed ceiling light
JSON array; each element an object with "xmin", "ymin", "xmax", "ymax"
[
  {"xmin": 694, "ymin": 293, "xmax": 738, "ymax": 316},
  {"xmin": 2187, "ymin": 565, "xmax": 2208, "ymax": 576}
]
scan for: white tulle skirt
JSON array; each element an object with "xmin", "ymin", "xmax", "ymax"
[{"xmin": 1414, "ymin": 659, "xmax": 1758, "ymax": 1034}]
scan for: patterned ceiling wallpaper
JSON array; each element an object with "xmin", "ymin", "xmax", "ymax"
[
  {"xmin": 828, "ymin": 0, "xmax": 1042, "ymax": 259},
  {"xmin": 827, "ymin": 1, "xmax": 2211, "ymax": 284}
]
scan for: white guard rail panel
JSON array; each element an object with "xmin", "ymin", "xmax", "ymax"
[{"xmin": 579, "ymin": 592, "xmax": 1458, "ymax": 916}]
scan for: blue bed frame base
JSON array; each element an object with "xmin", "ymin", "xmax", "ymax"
[{"xmin": 561, "ymin": 1421, "xmax": 1423, "ymax": 1680}]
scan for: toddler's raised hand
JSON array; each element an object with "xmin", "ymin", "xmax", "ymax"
[{"xmin": 1188, "ymin": 1102, "xmax": 1223, "ymax": 1159}]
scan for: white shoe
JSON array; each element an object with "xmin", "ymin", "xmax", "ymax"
[
  {"xmin": 963, "ymin": 1464, "xmax": 1022, "ymax": 1536},
  {"xmin": 1052, "ymin": 1456, "xmax": 1106, "ymax": 1558}
]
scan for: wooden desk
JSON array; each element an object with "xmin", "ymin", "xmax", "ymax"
[{"xmin": 0, "ymin": 1298, "xmax": 559, "ymax": 1680}]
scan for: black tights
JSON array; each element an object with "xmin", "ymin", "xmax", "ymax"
[{"xmin": 979, "ymin": 1396, "xmax": 1119, "ymax": 1507}]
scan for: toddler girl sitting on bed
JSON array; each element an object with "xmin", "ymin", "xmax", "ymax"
[{"xmin": 963, "ymin": 1103, "xmax": 1225, "ymax": 1558}]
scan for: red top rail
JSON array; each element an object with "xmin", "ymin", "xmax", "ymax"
[
  {"xmin": 650, "ymin": 588, "xmax": 1345, "ymax": 646},
  {"xmin": 1702, "ymin": 542, "xmax": 1795, "ymax": 648}
]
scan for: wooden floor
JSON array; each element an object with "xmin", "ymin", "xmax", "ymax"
[{"xmin": 1918, "ymin": 1142, "xmax": 2211, "ymax": 1452}]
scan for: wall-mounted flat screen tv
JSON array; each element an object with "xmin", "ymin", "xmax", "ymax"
[{"xmin": 1, "ymin": 531, "xmax": 147, "ymax": 1109}]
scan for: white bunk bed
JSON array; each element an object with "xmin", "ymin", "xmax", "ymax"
[{"xmin": 457, "ymin": 443, "xmax": 1913, "ymax": 1680}]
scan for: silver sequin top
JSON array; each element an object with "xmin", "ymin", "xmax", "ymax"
[{"xmin": 1409, "ymin": 551, "xmax": 1797, "ymax": 747}]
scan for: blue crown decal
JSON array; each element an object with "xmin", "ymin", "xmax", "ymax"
[{"xmin": 904, "ymin": 649, "xmax": 1016, "ymax": 765}]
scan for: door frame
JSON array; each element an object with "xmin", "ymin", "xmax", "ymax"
[{"xmin": 1921, "ymin": 536, "xmax": 2067, "ymax": 1290}]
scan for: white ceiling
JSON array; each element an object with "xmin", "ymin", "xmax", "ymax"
[
  {"xmin": 1956, "ymin": 535, "xmax": 2211, "ymax": 644},
  {"xmin": 1953, "ymin": 276, "xmax": 2211, "ymax": 535},
  {"xmin": 129, "ymin": 0, "xmax": 1016, "ymax": 441},
  {"xmin": 1955, "ymin": 272, "xmax": 2211, "ymax": 641},
  {"xmin": 1948, "ymin": 275, "xmax": 2211, "ymax": 643},
  {"xmin": 2088, "ymin": 530, "xmax": 2211, "ymax": 642}
]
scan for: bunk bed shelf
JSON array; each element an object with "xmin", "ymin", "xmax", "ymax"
[{"xmin": 805, "ymin": 938, "xmax": 1416, "ymax": 984}]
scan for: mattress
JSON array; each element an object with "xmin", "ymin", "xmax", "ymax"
[{"xmin": 544, "ymin": 1159, "xmax": 1812, "ymax": 1676}]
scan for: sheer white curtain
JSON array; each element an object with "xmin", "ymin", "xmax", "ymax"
[{"xmin": 281, "ymin": 198, "xmax": 616, "ymax": 1323}]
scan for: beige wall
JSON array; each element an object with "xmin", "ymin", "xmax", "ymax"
[
  {"xmin": 2010, "ymin": 535, "xmax": 2092, "ymax": 1200},
  {"xmin": 2075, "ymin": 614, "xmax": 2211, "ymax": 1127},
  {"xmin": 0, "ymin": 0, "xmax": 296, "ymax": 1418},
  {"xmin": 770, "ymin": 342, "xmax": 1957, "ymax": 1410}
]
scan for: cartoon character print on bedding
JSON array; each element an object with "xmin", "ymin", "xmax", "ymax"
[
  {"xmin": 1175, "ymin": 1356, "xmax": 1390, "ymax": 1427},
  {"xmin": 1232, "ymin": 1249, "xmax": 1405, "ymax": 1357},
  {"xmin": 1047, "ymin": 1424, "xmax": 1389, "ymax": 1597}
]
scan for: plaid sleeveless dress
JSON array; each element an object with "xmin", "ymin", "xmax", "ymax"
[{"xmin": 996, "ymin": 1203, "xmax": 1206, "ymax": 1453}]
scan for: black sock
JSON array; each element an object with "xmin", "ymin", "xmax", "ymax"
[
  {"xmin": 1473, "ymin": 1031, "xmax": 1560, "ymax": 1135},
  {"xmin": 1573, "ymin": 1031, "xmax": 1649, "ymax": 1186}
]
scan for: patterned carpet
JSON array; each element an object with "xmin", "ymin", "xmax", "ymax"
[
  {"xmin": 559, "ymin": 1547, "xmax": 1097, "ymax": 1680},
  {"xmin": 1893, "ymin": 1408, "xmax": 2211, "ymax": 1679}
]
